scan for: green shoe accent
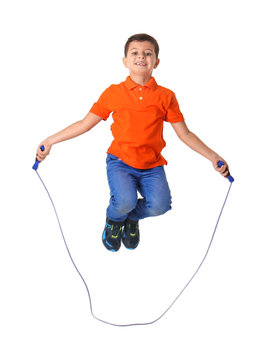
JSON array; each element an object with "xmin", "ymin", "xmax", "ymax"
[
  {"xmin": 102, "ymin": 218, "xmax": 123, "ymax": 252},
  {"xmin": 122, "ymin": 220, "xmax": 140, "ymax": 250}
]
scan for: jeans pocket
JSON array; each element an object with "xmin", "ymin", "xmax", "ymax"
[{"xmin": 106, "ymin": 153, "xmax": 120, "ymax": 164}]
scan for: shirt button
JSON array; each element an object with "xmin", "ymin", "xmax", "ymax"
[
  {"xmin": 139, "ymin": 96, "xmax": 143, "ymax": 100},
  {"xmin": 139, "ymin": 88, "xmax": 142, "ymax": 91}
]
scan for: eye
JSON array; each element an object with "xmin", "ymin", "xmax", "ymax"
[
  {"xmin": 146, "ymin": 52, "xmax": 152, "ymax": 56},
  {"xmin": 131, "ymin": 51, "xmax": 137, "ymax": 56}
]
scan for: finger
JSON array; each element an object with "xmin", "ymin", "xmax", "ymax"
[
  {"xmin": 217, "ymin": 161, "xmax": 229, "ymax": 174},
  {"xmin": 36, "ymin": 151, "xmax": 47, "ymax": 161},
  {"xmin": 221, "ymin": 167, "xmax": 228, "ymax": 174},
  {"xmin": 36, "ymin": 154, "xmax": 45, "ymax": 161},
  {"xmin": 37, "ymin": 148, "xmax": 49, "ymax": 158},
  {"xmin": 215, "ymin": 161, "xmax": 225, "ymax": 171},
  {"xmin": 217, "ymin": 164, "xmax": 226, "ymax": 173}
]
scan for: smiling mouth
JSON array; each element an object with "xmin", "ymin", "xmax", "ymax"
[{"xmin": 135, "ymin": 62, "xmax": 146, "ymax": 66}]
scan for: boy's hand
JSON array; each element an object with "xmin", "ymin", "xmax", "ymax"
[
  {"xmin": 36, "ymin": 140, "xmax": 52, "ymax": 162},
  {"xmin": 212, "ymin": 156, "xmax": 229, "ymax": 178}
]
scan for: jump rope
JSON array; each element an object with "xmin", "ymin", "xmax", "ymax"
[{"xmin": 33, "ymin": 145, "xmax": 234, "ymax": 327}]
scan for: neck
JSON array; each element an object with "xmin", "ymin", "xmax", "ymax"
[{"xmin": 129, "ymin": 73, "xmax": 152, "ymax": 86}]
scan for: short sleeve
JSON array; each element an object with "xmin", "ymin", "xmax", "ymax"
[
  {"xmin": 164, "ymin": 92, "xmax": 185, "ymax": 123},
  {"xmin": 90, "ymin": 86, "xmax": 112, "ymax": 120}
]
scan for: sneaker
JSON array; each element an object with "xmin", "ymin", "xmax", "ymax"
[
  {"xmin": 122, "ymin": 219, "xmax": 140, "ymax": 250},
  {"xmin": 102, "ymin": 218, "xmax": 123, "ymax": 252}
]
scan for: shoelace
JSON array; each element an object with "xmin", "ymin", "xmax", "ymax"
[{"xmin": 108, "ymin": 224, "xmax": 122, "ymax": 238}]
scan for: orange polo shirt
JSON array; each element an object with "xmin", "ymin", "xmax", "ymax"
[{"xmin": 90, "ymin": 76, "xmax": 184, "ymax": 169}]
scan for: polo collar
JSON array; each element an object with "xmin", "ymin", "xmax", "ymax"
[{"xmin": 124, "ymin": 76, "xmax": 158, "ymax": 90}]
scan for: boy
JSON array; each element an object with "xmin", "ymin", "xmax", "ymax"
[{"xmin": 36, "ymin": 33, "xmax": 230, "ymax": 252}]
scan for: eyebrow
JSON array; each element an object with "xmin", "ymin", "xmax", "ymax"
[{"xmin": 129, "ymin": 48, "xmax": 153, "ymax": 52}]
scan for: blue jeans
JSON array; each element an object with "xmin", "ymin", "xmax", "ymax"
[{"xmin": 106, "ymin": 154, "xmax": 172, "ymax": 222}]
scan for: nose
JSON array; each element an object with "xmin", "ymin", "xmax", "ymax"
[{"xmin": 138, "ymin": 53, "xmax": 145, "ymax": 59}]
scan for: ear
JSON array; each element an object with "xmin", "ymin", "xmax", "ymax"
[
  {"xmin": 154, "ymin": 58, "xmax": 160, "ymax": 69},
  {"xmin": 123, "ymin": 57, "xmax": 128, "ymax": 68}
]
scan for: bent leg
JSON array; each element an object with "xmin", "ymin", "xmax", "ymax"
[
  {"xmin": 128, "ymin": 166, "xmax": 172, "ymax": 221},
  {"xmin": 106, "ymin": 154, "xmax": 138, "ymax": 222}
]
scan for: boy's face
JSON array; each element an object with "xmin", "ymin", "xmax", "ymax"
[{"xmin": 123, "ymin": 41, "xmax": 160, "ymax": 78}]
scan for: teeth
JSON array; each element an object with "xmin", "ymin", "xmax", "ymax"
[{"xmin": 136, "ymin": 62, "xmax": 146, "ymax": 66}]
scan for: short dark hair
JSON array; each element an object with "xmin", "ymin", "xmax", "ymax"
[{"xmin": 124, "ymin": 33, "xmax": 159, "ymax": 58}]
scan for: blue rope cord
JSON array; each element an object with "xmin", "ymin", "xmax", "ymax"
[{"xmin": 35, "ymin": 170, "xmax": 232, "ymax": 327}]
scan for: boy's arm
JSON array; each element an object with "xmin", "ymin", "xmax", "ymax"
[
  {"xmin": 171, "ymin": 121, "xmax": 229, "ymax": 177},
  {"xmin": 36, "ymin": 112, "xmax": 102, "ymax": 162}
]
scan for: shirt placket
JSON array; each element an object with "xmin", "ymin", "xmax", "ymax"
[
  {"xmin": 138, "ymin": 86, "xmax": 143, "ymax": 101},
  {"xmin": 137, "ymin": 86, "xmax": 148, "ymax": 107}
]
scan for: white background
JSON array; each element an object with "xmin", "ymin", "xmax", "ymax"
[{"xmin": 1, "ymin": 0, "xmax": 269, "ymax": 359}]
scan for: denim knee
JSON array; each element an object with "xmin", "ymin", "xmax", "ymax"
[
  {"xmin": 111, "ymin": 194, "xmax": 137, "ymax": 215},
  {"xmin": 146, "ymin": 194, "xmax": 172, "ymax": 216}
]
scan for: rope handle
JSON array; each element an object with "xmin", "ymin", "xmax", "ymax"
[
  {"xmin": 32, "ymin": 145, "xmax": 45, "ymax": 170},
  {"xmin": 217, "ymin": 161, "xmax": 234, "ymax": 183}
]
